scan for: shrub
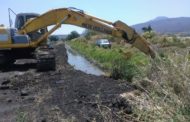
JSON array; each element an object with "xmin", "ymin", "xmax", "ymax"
[
  {"xmin": 149, "ymin": 35, "xmax": 187, "ymax": 48},
  {"xmin": 142, "ymin": 31, "xmax": 156, "ymax": 39},
  {"xmin": 83, "ymin": 30, "xmax": 99, "ymax": 40},
  {"xmin": 111, "ymin": 58, "xmax": 140, "ymax": 82},
  {"xmin": 49, "ymin": 35, "xmax": 59, "ymax": 41},
  {"xmin": 67, "ymin": 31, "xmax": 80, "ymax": 40}
]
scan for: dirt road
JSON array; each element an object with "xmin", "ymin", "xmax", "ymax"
[{"xmin": 0, "ymin": 42, "xmax": 136, "ymax": 122}]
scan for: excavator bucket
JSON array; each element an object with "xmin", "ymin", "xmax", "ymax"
[
  {"xmin": 131, "ymin": 34, "xmax": 155, "ymax": 58},
  {"xmin": 114, "ymin": 21, "xmax": 155, "ymax": 58}
]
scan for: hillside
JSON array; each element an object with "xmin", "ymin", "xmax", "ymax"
[{"xmin": 132, "ymin": 17, "xmax": 190, "ymax": 34}]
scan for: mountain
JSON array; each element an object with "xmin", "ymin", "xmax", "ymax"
[
  {"xmin": 132, "ymin": 17, "xmax": 190, "ymax": 34},
  {"xmin": 151, "ymin": 16, "xmax": 169, "ymax": 21}
]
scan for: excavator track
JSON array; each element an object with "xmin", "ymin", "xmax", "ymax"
[
  {"xmin": 35, "ymin": 46, "xmax": 56, "ymax": 71},
  {"xmin": 0, "ymin": 52, "xmax": 6, "ymax": 67},
  {"xmin": 0, "ymin": 51, "xmax": 15, "ymax": 68}
]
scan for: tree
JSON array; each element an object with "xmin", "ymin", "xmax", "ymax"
[
  {"xmin": 147, "ymin": 25, "xmax": 152, "ymax": 32},
  {"xmin": 82, "ymin": 30, "xmax": 99, "ymax": 39},
  {"xmin": 66, "ymin": 31, "xmax": 80, "ymax": 40},
  {"xmin": 142, "ymin": 27, "xmax": 148, "ymax": 32},
  {"xmin": 49, "ymin": 35, "xmax": 59, "ymax": 41},
  {"xmin": 142, "ymin": 25, "xmax": 152, "ymax": 33},
  {"xmin": 142, "ymin": 25, "xmax": 155, "ymax": 39}
]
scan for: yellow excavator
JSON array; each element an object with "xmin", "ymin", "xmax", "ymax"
[{"xmin": 0, "ymin": 7, "xmax": 155, "ymax": 70}]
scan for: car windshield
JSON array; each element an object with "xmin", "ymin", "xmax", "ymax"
[{"xmin": 101, "ymin": 39, "xmax": 109, "ymax": 43}]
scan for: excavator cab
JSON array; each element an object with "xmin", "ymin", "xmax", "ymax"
[
  {"xmin": 15, "ymin": 13, "xmax": 39, "ymax": 30},
  {"xmin": 5, "ymin": 13, "xmax": 38, "ymax": 45},
  {"xmin": 14, "ymin": 13, "xmax": 48, "ymax": 42}
]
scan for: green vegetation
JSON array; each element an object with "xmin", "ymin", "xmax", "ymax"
[
  {"xmin": 149, "ymin": 35, "xmax": 190, "ymax": 48},
  {"xmin": 49, "ymin": 35, "xmax": 59, "ymax": 41},
  {"xmin": 141, "ymin": 25, "xmax": 156, "ymax": 39},
  {"xmin": 83, "ymin": 30, "xmax": 101, "ymax": 40},
  {"xmin": 66, "ymin": 31, "xmax": 80, "ymax": 40},
  {"xmin": 68, "ymin": 37, "xmax": 149, "ymax": 82},
  {"xmin": 142, "ymin": 25, "xmax": 153, "ymax": 33},
  {"xmin": 16, "ymin": 111, "xmax": 28, "ymax": 122}
]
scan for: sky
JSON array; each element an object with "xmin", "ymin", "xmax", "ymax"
[{"xmin": 1, "ymin": 0, "xmax": 190, "ymax": 35}]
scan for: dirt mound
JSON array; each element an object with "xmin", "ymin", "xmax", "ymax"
[{"xmin": 0, "ymin": 42, "xmax": 136, "ymax": 121}]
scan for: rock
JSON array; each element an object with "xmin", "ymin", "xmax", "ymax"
[
  {"xmin": 25, "ymin": 96, "xmax": 35, "ymax": 101},
  {"xmin": 1, "ymin": 80, "xmax": 10, "ymax": 85},
  {"xmin": 140, "ymin": 77, "xmax": 154, "ymax": 88},
  {"xmin": 0, "ymin": 85, "xmax": 10, "ymax": 90},
  {"xmin": 111, "ymin": 97, "xmax": 132, "ymax": 114},
  {"xmin": 55, "ymin": 80, "xmax": 65, "ymax": 84},
  {"xmin": 6, "ymin": 98, "xmax": 12, "ymax": 103},
  {"xmin": 13, "ymin": 87, "xmax": 19, "ymax": 90},
  {"xmin": 3, "ymin": 92, "xmax": 7, "ymax": 95},
  {"xmin": 20, "ymin": 90, "xmax": 29, "ymax": 96},
  {"xmin": 41, "ymin": 118, "xmax": 46, "ymax": 122}
]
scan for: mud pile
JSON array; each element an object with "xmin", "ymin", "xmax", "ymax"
[{"xmin": 0, "ymin": 42, "xmax": 136, "ymax": 121}]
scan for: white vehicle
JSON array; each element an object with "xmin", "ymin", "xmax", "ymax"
[{"xmin": 96, "ymin": 39, "xmax": 111, "ymax": 48}]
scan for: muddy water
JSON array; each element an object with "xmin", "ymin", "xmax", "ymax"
[{"xmin": 65, "ymin": 44, "xmax": 105, "ymax": 76}]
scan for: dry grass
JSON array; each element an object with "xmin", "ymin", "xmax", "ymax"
[{"xmin": 128, "ymin": 47, "xmax": 190, "ymax": 121}]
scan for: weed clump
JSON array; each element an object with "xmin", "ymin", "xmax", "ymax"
[{"xmin": 111, "ymin": 58, "xmax": 140, "ymax": 82}]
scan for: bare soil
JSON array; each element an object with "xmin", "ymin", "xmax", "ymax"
[{"xmin": 0, "ymin": 42, "xmax": 136, "ymax": 122}]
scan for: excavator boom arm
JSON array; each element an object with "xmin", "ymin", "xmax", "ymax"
[
  {"xmin": 19, "ymin": 8, "xmax": 120, "ymax": 37},
  {"xmin": 19, "ymin": 8, "xmax": 155, "ymax": 58}
]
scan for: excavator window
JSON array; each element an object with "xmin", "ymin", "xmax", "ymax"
[
  {"xmin": 16, "ymin": 16, "xmax": 24, "ymax": 30},
  {"xmin": 15, "ymin": 14, "xmax": 39, "ymax": 30}
]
